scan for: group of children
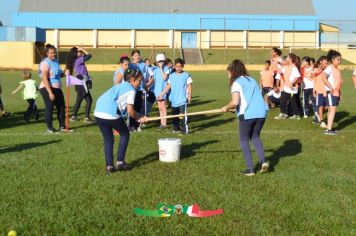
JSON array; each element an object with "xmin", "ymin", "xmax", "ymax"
[
  {"xmin": 113, "ymin": 50, "xmax": 192, "ymax": 134},
  {"xmin": 259, "ymin": 47, "xmax": 345, "ymax": 135}
]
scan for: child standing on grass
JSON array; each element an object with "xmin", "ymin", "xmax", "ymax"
[
  {"xmin": 313, "ymin": 56, "xmax": 328, "ymax": 127},
  {"xmin": 221, "ymin": 59, "xmax": 269, "ymax": 176},
  {"xmin": 150, "ymin": 53, "xmax": 170, "ymax": 130},
  {"xmin": 260, "ymin": 60, "xmax": 274, "ymax": 103},
  {"xmin": 301, "ymin": 56, "xmax": 317, "ymax": 118},
  {"xmin": 12, "ymin": 71, "xmax": 39, "ymax": 123},
  {"xmin": 94, "ymin": 69, "xmax": 148, "ymax": 174},
  {"xmin": 321, "ymin": 50, "xmax": 343, "ymax": 135},
  {"xmin": 113, "ymin": 54, "xmax": 130, "ymax": 85},
  {"xmin": 157, "ymin": 58, "xmax": 193, "ymax": 134}
]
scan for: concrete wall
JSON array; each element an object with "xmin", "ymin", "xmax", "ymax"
[
  {"xmin": 0, "ymin": 42, "xmax": 34, "ymax": 69},
  {"xmin": 136, "ymin": 30, "xmax": 170, "ymax": 47},
  {"xmin": 97, "ymin": 30, "xmax": 131, "ymax": 47},
  {"xmin": 284, "ymin": 31, "xmax": 316, "ymax": 47}
]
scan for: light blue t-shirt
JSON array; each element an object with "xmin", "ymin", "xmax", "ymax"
[
  {"xmin": 94, "ymin": 82, "xmax": 136, "ymax": 119},
  {"xmin": 167, "ymin": 72, "xmax": 193, "ymax": 107},
  {"xmin": 231, "ymin": 76, "xmax": 268, "ymax": 120},
  {"xmin": 129, "ymin": 62, "xmax": 148, "ymax": 91},
  {"xmin": 38, "ymin": 58, "xmax": 62, "ymax": 86},
  {"xmin": 113, "ymin": 67, "xmax": 125, "ymax": 84},
  {"xmin": 151, "ymin": 66, "xmax": 170, "ymax": 98}
]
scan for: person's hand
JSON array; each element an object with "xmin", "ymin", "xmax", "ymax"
[
  {"xmin": 330, "ymin": 89, "xmax": 334, "ymax": 96},
  {"xmin": 221, "ymin": 106, "xmax": 228, "ymax": 112},
  {"xmin": 49, "ymin": 93, "xmax": 55, "ymax": 101},
  {"xmin": 187, "ymin": 96, "xmax": 192, "ymax": 104},
  {"xmin": 157, "ymin": 94, "xmax": 162, "ymax": 101},
  {"xmin": 138, "ymin": 116, "xmax": 148, "ymax": 123}
]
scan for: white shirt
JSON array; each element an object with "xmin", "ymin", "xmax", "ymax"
[
  {"xmin": 267, "ymin": 90, "xmax": 281, "ymax": 99},
  {"xmin": 303, "ymin": 67, "xmax": 314, "ymax": 89},
  {"xmin": 283, "ymin": 67, "xmax": 300, "ymax": 94},
  {"xmin": 323, "ymin": 66, "xmax": 334, "ymax": 91}
]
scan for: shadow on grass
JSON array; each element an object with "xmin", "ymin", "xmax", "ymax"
[
  {"xmin": 0, "ymin": 110, "xmax": 45, "ymax": 130},
  {"xmin": 337, "ymin": 116, "xmax": 356, "ymax": 130},
  {"xmin": 334, "ymin": 111, "xmax": 350, "ymax": 123},
  {"xmin": 267, "ymin": 139, "xmax": 302, "ymax": 172},
  {"xmin": 0, "ymin": 140, "xmax": 61, "ymax": 154},
  {"xmin": 130, "ymin": 140, "xmax": 219, "ymax": 167},
  {"xmin": 192, "ymin": 116, "xmax": 235, "ymax": 132}
]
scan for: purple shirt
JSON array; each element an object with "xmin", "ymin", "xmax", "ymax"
[{"xmin": 74, "ymin": 56, "xmax": 89, "ymax": 76}]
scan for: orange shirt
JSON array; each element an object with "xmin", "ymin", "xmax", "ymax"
[
  {"xmin": 313, "ymin": 68, "xmax": 326, "ymax": 95},
  {"xmin": 331, "ymin": 66, "xmax": 343, "ymax": 97},
  {"xmin": 260, "ymin": 69, "xmax": 274, "ymax": 88}
]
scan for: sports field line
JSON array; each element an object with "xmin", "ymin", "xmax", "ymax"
[{"xmin": 1, "ymin": 129, "xmax": 356, "ymax": 136}]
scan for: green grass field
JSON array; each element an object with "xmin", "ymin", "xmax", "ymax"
[{"xmin": 0, "ymin": 70, "xmax": 355, "ymax": 235}]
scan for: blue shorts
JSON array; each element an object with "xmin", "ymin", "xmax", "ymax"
[{"xmin": 316, "ymin": 93, "xmax": 339, "ymax": 107}]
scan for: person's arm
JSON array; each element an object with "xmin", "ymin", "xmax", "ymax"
[
  {"xmin": 187, "ymin": 84, "xmax": 192, "ymax": 104},
  {"xmin": 41, "ymin": 64, "xmax": 55, "ymax": 101},
  {"xmin": 115, "ymin": 73, "xmax": 124, "ymax": 85},
  {"xmin": 127, "ymin": 104, "xmax": 148, "ymax": 123},
  {"xmin": 12, "ymin": 84, "xmax": 24, "ymax": 95},
  {"xmin": 221, "ymin": 92, "xmax": 240, "ymax": 112},
  {"xmin": 157, "ymin": 83, "xmax": 171, "ymax": 100},
  {"xmin": 321, "ymin": 72, "xmax": 334, "ymax": 95},
  {"xmin": 352, "ymin": 75, "xmax": 356, "ymax": 89},
  {"xmin": 159, "ymin": 65, "xmax": 168, "ymax": 81}
]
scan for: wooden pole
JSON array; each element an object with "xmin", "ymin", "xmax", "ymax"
[{"xmin": 146, "ymin": 108, "xmax": 235, "ymax": 122}]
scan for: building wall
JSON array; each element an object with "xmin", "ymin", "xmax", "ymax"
[
  {"xmin": 42, "ymin": 29, "xmax": 319, "ymax": 49},
  {"xmin": 59, "ymin": 30, "xmax": 93, "ymax": 46},
  {"xmin": 97, "ymin": 30, "xmax": 131, "ymax": 47},
  {"xmin": 248, "ymin": 31, "xmax": 280, "ymax": 47},
  {"xmin": 135, "ymin": 30, "xmax": 170, "ymax": 47},
  {"xmin": 284, "ymin": 31, "xmax": 316, "ymax": 47},
  {"xmin": 0, "ymin": 42, "xmax": 34, "ymax": 69},
  {"xmin": 210, "ymin": 31, "xmax": 245, "ymax": 48}
]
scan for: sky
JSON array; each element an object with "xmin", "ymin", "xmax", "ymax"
[{"xmin": 0, "ymin": 0, "xmax": 356, "ymax": 28}]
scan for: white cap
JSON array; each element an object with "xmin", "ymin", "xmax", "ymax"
[{"xmin": 156, "ymin": 54, "xmax": 166, "ymax": 62}]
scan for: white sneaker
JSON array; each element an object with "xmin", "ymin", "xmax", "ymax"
[
  {"xmin": 289, "ymin": 115, "xmax": 300, "ymax": 120},
  {"xmin": 320, "ymin": 122, "xmax": 327, "ymax": 129},
  {"xmin": 260, "ymin": 163, "xmax": 269, "ymax": 173},
  {"xmin": 274, "ymin": 113, "xmax": 287, "ymax": 120},
  {"xmin": 303, "ymin": 115, "xmax": 308, "ymax": 119}
]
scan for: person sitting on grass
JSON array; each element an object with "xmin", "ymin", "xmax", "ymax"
[
  {"xmin": 267, "ymin": 86, "xmax": 281, "ymax": 108},
  {"xmin": 12, "ymin": 71, "xmax": 39, "ymax": 124},
  {"xmin": 94, "ymin": 69, "xmax": 148, "ymax": 174},
  {"xmin": 157, "ymin": 58, "xmax": 193, "ymax": 134},
  {"xmin": 221, "ymin": 59, "xmax": 269, "ymax": 176}
]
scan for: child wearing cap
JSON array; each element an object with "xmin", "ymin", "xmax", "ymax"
[{"xmin": 148, "ymin": 54, "xmax": 170, "ymax": 129}]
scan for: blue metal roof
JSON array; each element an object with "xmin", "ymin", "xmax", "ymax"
[{"xmin": 12, "ymin": 13, "xmax": 319, "ymax": 31}]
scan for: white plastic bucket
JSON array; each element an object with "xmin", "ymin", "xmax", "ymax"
[{"xmin": 158, "ymin": 138, "xmax": 182, "ymax": 163}]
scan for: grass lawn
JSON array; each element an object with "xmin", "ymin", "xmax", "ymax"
[{"xmin": 0, "ymin": 70, "xmax": 355, "ymax": 235}]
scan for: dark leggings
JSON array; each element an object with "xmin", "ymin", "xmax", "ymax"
[
  {"xmin": 95, "ymin": 117, "xmax": 130, "ymax": 167},
  {"xmin": 172, "ymin": 104, "xmax": 188, "ymax": 133},
  {"xmin": 303, "ymin": 88, "xmax": 317, "ymax": 115},
  {"xmin": 280, "ymin": 91, "xmax": 299, "ymax": 116},
  {"xmin": 25, "ymin": 99, "xmax": 38, "ymax": 118},
  {"xmin": 40, "ymin": 87, "xmax": 65, "ymax": 130},
  {"xmin": 239, "ymin": 116, "xmax": 266, "ymax": 171},
  {"xmin": 129, "ymin": 91, "xmax": 143, "ymax": 129},
  {"xmin": 72, "ymin": 85, "xmax": 92, "ymax": 118}
]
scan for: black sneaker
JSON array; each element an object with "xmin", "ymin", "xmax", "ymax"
[
  {"xmin": 115, "ymin": 162, "xmax": 133, "ymax": 172},
  {"xmin": 35, "ymin": 112, "xmax": 40, "ymax": 121},
  {"xmin": 23, "ymin": 113, "xmax": 30, "ymax": 124},
  {"xmin": 324, "ymin": 129, "xmax": 337, "ymax": 135},
  {"xmin": 241, "ymin": 169, "xmax": 255, "ymax": 176},
  {"xmin": 106, "ymin": 166, "xmax": 116, "ymax": 175}
]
